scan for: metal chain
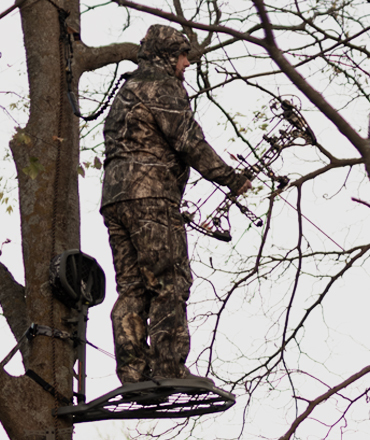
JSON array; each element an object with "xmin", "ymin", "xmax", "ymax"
[
  {"xmin": 68, "ymin": 71, "xmax": 125, "ymax": 122},
  {"xmin": 62, "ymin": 14, "xmax": 124, "ymax": 122}
]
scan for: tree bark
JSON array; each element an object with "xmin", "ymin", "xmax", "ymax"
[{"xmin": 0, "ymin": 0, "xmax": 141, "ymax": 438}]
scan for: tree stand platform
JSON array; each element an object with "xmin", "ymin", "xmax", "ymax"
[
  {"xmin": 49, "ymin": 250, "xmax": 235, "ymax": 422},
  {"xmin": 57, "ymin": 378, "xmax": 235, "ymax": 422}
]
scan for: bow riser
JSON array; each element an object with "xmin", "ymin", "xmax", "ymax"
[{"xmin": 182, "ymin": 97, "xmax": 316, "ymax": 241}]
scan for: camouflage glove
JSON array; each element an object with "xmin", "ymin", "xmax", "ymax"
[{"xmin": 227, "ymin": 173, "xmax": 252, "ymax": 196}]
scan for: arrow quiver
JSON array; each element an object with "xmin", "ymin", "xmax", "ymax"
[{"xmin": 182, "ymin": 96, "xmax": 317, "ymax": 241}]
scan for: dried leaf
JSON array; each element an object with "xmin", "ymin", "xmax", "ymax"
[
  {"xmin": 22, "ymin": 156, "xmax": 45, "ymax": 180},
  {"xmin": 13, "ymin": 129, "xmax": 31, "ymax": 145},
  {"xmin": 93, "ymin": 156, "xmax": 102, "ymax": 170},
  {"xmin": 77, "ymin": 165, "xmax": 85, "ymax": 178}
]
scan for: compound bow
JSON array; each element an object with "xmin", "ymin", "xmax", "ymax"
[{"xmin": 181, "ymin": 97, "xmax": 317, "ymax": 242}]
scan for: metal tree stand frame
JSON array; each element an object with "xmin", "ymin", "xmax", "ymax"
[
  {"xmin": 57, "ymin": 378, "xmax": 235, "ymax": 422},
  {"xmin": 50, "ymin": 250, "xmax": 236, "ymax": 422}
]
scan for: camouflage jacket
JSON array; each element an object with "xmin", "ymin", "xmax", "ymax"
[{"xmin": 101, "ymin": 25, "xmax": 247, "ymax": 210}]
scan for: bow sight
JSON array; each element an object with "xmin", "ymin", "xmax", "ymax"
[{"xmin": 182, "ymin": 96, "xmax": 317, "ymax": 242}]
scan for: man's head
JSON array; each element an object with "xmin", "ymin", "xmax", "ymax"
[{"xmin": 138, "ymin": 25, "xmax": 191, "ymax": 79}]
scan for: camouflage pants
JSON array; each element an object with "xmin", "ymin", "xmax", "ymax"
[{"xmin": 102, "ymin": 198, "xmax": 193, "ymax": 383}]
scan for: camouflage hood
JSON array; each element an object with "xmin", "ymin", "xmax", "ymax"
[{"xmin": 137, "ymin": 25, "xmax": 191, "ymax": 76}]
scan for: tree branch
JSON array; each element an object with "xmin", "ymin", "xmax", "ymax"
[
  {"xmin": 251, "ymin": 0, "xmax": 370, "ymax": 178},
  {"xmin": 0, "ymin": 0, "xmax": 27, "ymax": 20},
  {"xmin": 352, "ymin": 197, "xmax": 370, "ymax": 209},
  {"xmin": 279, "ymin": 364, "xmax": 370, "ymax": 440},
  {"xmin": 113, "ymin": 0, "xmax": 370, "ymax": 178},
  {"xmin": 112, "ymin": 0, "xmax": 264, "ymax": 47},
  {"xmin": 240, "ymin": 243, "xmax": 370, "ymax": 381},
  {"xmin": 77, "ymin": 41, "xmax": 139, "ymax": 74},
  {"xmin": 0, "ymin": 369, "xmax": 55, "ymax": 439},
  {"xmin": 0, "ymin": 263, "xmax": 29, "ymax": 342},
  {"xmin": 289, "ymin": 156, "xmax": 364, "ymax": 188}
]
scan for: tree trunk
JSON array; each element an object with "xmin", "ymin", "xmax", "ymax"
[
  {"xmin": 2, "ymin": 0, "xmax": 81, "ymax": 438},
  {"xmin": 0, "ymin": 0, "xmax": 140, "ymax": 437}
]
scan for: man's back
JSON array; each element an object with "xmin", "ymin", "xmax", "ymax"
[{"xmin": 102, "ymin": 67, "xmax": 191, "ymax": 206}]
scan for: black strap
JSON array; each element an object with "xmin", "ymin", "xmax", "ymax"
[{"xmin": 26, "ymin": 369, "xmax": 71, "ymax": 405}]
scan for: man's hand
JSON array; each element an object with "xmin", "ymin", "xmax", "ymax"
[{"xmin": 236, "ymin": 179, "xmax": 252, "ymax": 196}]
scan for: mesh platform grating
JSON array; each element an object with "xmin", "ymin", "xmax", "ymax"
[{"xmin": 57, "ymin": 379, "xmax": 235, "ymax": 422}]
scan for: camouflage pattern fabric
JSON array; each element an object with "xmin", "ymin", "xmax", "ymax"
[
  {"xmin": 101, "ymin": 25, "xmax": 248, "ymax": 209},
  {"xmin": 101, "ymin": 24, "xmax": 248, "ymax": 383},
  {"xmin": 102, "ymin": 199, "xmax": 192, "ymax": 382}
]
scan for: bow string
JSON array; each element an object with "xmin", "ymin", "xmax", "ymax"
[{"xmin": 182, "ymin": 96, "xmax": 317, "ymax": 242}]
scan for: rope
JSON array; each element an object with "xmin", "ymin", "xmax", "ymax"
[{"xmin": 46, "ymin": 0, "xmax": 69, "ymax": 437}]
